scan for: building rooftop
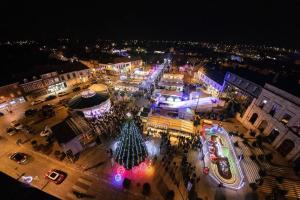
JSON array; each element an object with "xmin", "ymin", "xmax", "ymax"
[
  {"xmin": 158, "ymin": 81, "xmax": 184, "ymax": 87},
  {"xmin": 52, "ymin": 115, "xmax": 92, "ymax": 144},
  {"xmin": 227, "ymin": 68, "xmax": 300, "ymax": 97},
  {"xmin": 154, "ymin": 89, "xmax": 183, "ymax": 97},
  {"xmin": 203, "ymin": 69, "xmax": 226, "ymax": 85},
  {"xmin": 68, "ymin": 90, "xmax": 110, "ymax": 110},
  {"xmin": 0, "ymin": 46, "xmax": 87, "ymax": 86}
]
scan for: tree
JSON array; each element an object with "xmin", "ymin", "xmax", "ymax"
[{"xmin": 115, "ymin": 117, "xmax": 148, "ymax": 170}]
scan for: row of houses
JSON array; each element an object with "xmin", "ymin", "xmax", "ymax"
[
  {"xmin": 194, "ymin": 67, "xmax": 300, "ymax": 163},
  {"xmin": 0, "ymin": 57, "xmax": 143, "ymax": 110}
]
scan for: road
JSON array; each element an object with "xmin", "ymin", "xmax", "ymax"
[{"xmin": 0, "ymin": 89, "xmax": 145, "ymax": 200}]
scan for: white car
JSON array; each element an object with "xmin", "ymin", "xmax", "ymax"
[
  {"xmin": 10, "ymin": 121, "xmax": 23, "ymax": 130},
  {"xmin": 31, "ymin": 99, "xmax": 44, "ymax": 105},
  {"xmin": 40, "ymin": 129, "xmax": 52, "ymax": 137},
  {"xmin": 58, "ymin": 91, "xmax": 69, "ymax": 97}
]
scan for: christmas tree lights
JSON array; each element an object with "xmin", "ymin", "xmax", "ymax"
[{"xmin": 115, "ymin": 115, "xmax": 148, "ymax": 170}]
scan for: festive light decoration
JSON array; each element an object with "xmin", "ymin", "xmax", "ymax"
[
  {"xmin": 115, "ymin": 117, "xmax": 148, "ymax": 170},
  {"xmin": 114, "ymin": 174, "xmax": 122, "ymax": 182},
  {"xmin": 117, "ymin": 166, "xmax": 125, "ymax": 175}
]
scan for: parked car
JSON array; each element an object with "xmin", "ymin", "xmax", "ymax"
[
  {"xmin": 45, "ymin": 169, "xmax": 67, "ymax": 184},
  {"xmin": 0, "ymin": 112, "xmax": 4, "ymax": 117},
  {"xmin": 9, "ymin": 152, "xmax": 29, "ymax": 164},
  {"xmin": 72, "ymin": 87, "xmax": 81, "ymax": 92},
  {"xmin": 58, "ymin": 91, "xmax": 69, "ymax": 97},
  {"xmin": 31, "ymin": 99, "xmax": 44, "ymax": 105},
  {"xmin": 25, "ymin": 108, "xmax": 38, "ymax": 117},
  {"xmin": 6, "ymin": 127, "xmax": 17, "ymax": 136},
  {"xmin": 10, "ymin": 120, "xmax": 23, "ymax": 130},
  {"xmin": 45, "ymin": 95, "xmax": 57, "ymax": 101}
]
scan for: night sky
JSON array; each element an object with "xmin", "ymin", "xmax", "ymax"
[{"xmin": 1, "ymin": 1, "xmax": 300, "ymax": 47}]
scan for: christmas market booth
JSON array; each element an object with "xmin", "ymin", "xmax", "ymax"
[{"xmin": 145, "ymin": 115, "xmax": 195, "ymax": 145}]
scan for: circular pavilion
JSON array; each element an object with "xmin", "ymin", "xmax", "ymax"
[{"xmin": 68, "ymin": 89, "xmax": 111, "ymax": 118}]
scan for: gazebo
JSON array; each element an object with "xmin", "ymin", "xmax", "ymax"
[{"xmin": 68, "ymin": 90, "xmax": 111, "ymax": 118}]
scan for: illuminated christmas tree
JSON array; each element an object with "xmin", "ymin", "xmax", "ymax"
[{"xmin": 115, "ymin": 114, "xmax": 148, "ymax": 170}]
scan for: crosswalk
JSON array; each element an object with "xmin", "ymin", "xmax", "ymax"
[{"xmin": 66, "ymin": 177, "xmax": 93, "ymax": 200}]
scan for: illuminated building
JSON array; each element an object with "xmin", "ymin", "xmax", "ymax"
[{"xmin": 68, "ymin": 90, "xmax": 111, "ymax": 118}]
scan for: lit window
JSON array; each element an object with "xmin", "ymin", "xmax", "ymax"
[{"xmin": 281, "ymin": 114, "xmax": 292, "ymax": 125}]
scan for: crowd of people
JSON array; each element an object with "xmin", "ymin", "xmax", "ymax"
[
  {"xmin": 159, "ymin": 132, "xmax": 202, "ymax": 194},
  {"xmin": 88, "ymin": 100, "xmax": 142, "ymax": 140}
]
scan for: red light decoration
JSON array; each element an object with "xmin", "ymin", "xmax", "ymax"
[{"xmin": 203, "ymin": 167, "xmax": 209, "ymax": 175}]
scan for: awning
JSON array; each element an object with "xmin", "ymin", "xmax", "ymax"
[{"xmin": 147, "ymin": 115, "xmax": 195, "ymax": 134}]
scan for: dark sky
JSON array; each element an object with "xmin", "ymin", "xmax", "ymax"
[{"xmin": 1, "ymin": 1, "xmax": 300, "ymax": 47}]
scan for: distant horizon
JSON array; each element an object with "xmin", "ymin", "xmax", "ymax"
[{"xmin": 1, "ymin": 37, "xmax": 299, "ymax": 50}]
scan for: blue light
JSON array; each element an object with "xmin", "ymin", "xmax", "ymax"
[{"xmin": 115, "ymin": 174, "xmax": 122, "ymax": 182}]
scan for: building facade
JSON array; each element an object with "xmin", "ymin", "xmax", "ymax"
[
  {"xmin": 98, "ymin": 58, "xmax": 143, "ymax": 73},
  {"xmin": 194, "ymin": 69, "xmax": 224, "ymax": 97},
  {"xmin": 223, "ymin": 72, "xmax": 262, "ymax": 116},
  {"xmin": 59, "ymin": 69, "xmax": 91, "ymax": 87},
  {"xmin": 20, "ymin": 72, "xmax": 66, "ymax": 98},
  {"xmin": 0, "ymin": 83, "xmax": 26, "ymax": 111},
  {"xmin": 158, "ymin": 73, "xmax": 184, "ymax": 91},
  {"xmin": 240, "ymin": 83, "xmax": 300, "ymax": 161}
]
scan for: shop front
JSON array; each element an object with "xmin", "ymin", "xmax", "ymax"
[
  {"xmin": 48, "ymin": 82, "xmax": 67, "ymax": 94},
  {"xmin": 146, "ymin": 115, "xmax": 195, "ymax": 139},
  {"xmin": 0, "ymin": 96, "xmax": 26, "ymax": 111}
]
